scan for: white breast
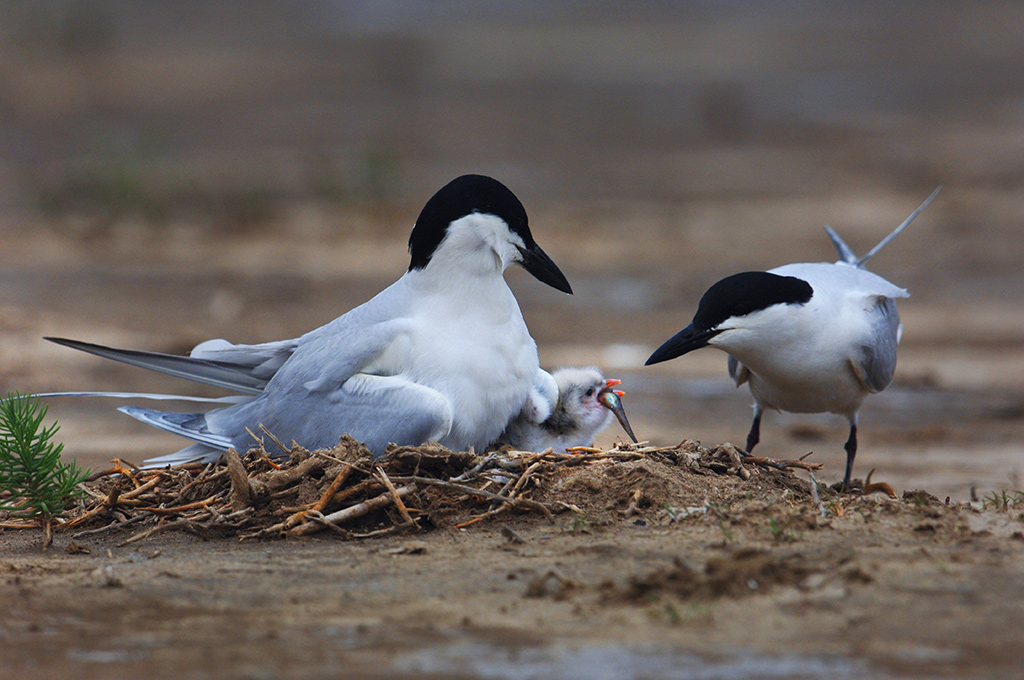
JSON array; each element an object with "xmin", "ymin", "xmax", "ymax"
[{"xmin": 373, "ymin": 274, "xmax": 538, "ymax": 452}]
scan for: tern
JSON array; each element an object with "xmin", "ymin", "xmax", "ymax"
[
  {"xmin": 45, "ymin": 174, "xmax": 573, "ymax": 465},
  {"xmin": 645, "ymin": 190, "xmax": 939, "ymax": 490},
  {"xmin": 501, "ymin": 367, "xmax": 638, "ymax": 452}
]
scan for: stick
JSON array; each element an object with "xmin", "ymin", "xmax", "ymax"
[
  {"xmin": 564, "ymin": 445, "xmax": 602, "ymax": 454},
  {"xmin": 313, "ymin": 464, "xmax": 355, "ymax": 512},
  {"xmin": 344, "ymin": 519, "xmax": 418, "ymax": 539},
  {"xmin": 289, "ymin": 484, "xmax": 416, "ymax": 536},
  {"xmin": 85, "ymin": 467, "xmax": 120, "ymax": 482},
  {"xmin": 71, "ymin": 514, "xmax": 148, "ymax": 538},
  {"xmin": 120, "ymin": 475, "xmax": 163, "ymax": 500},
  {"xmin": 862, "ymin": 469, "xmax": 897, "ymax": 499},
  {"xmin": 177, "ymin": 467, "xmax": 227, "ymax": 497},
  {"xmin": 266, "ymin": 463, "xmax": 361, "ymax": 534},
  {"xmin": 741, "ymin": 455, "xmax": 823, "ymax": 472},
  {"xmin": 507, "ymin": 461, "xmax": 544, "ymax": 499},
  {"xmin": 328, "ymin": 479, "xmax": 381, "ymax": 505},
  {"xmin": 304, "ymin": 511, "xmax": 350, "ymax": 536},
  {"xmin": 147, "ymin": 496, "xmax": 221, "ymax": 515},
  {"xmin": 453, "ymin": 504, "xmax": 512, "ymax": 529},
  {"xmin": 387, "ymin": 475, "xmax": 554, "ymax": 520},
  {"xmin": 112, "ymin": 459, "xmax": 142, "ymax": 488},
  {"xmin": 450, "ymin": 453, "xmax": 497, "ymax": 482},
  {"xmin": 258, "ymin": 424, "xmax": 291, "ymax": 456},
  {"xmin": 0, "ymin": 520, "xmax": 40, "ymax": 529},
  {"xmin": 118, "ymin": 518, "xmax": 200, "ymax": 546},
  {"xmin": 249, "ymin": 456, "xmax": 325, "ymax": 496},
  {"xmin": 376, "ymin": 467, "xmax": 414, "ymax": 525}
]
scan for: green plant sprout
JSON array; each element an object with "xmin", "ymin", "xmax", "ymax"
[
  {"xmin": 982, "ymin": 489, "xmax": 1024, "ymax": 513},
  {"xmin": 0, "ymin": 392, "xmax": 88, "ymax": 544}
]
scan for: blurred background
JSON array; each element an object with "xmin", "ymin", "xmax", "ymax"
[{"xmin": 1, "ymin": 1, "xmax": 1022, "ymax": 499}]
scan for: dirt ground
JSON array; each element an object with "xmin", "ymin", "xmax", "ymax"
[
  {"xmin": 3, "ymin": 3, "xmax": 1024, "ymax": 679},
  {"xmin": 2, "ymin": 449, "xmax": 1024, "ymax": 680}
]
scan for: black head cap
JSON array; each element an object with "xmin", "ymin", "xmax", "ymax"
[
  {"xmin": 408, "ymin": 174, "xmax": 532, "ymax": 271},
  {"xmin": 692, "ymin": 271, "xmax": 813, "ymax": 331},
  {"xmin": 645, "ymin": 271, "xmax": 813, "ymax": 366}
]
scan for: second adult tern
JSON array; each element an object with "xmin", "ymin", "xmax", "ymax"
[{"xmin": 645, "ymin": 190, "xmax": 939, "ymax": 489}]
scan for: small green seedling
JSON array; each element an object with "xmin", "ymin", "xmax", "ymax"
[{"xmin": 0, "ymin": 392, "xmax": 88, "ymax": 545}]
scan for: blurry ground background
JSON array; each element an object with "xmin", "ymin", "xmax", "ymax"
[{"xmin": 1, "ymin": 2, "xmax": 1023, "ymax": 678}]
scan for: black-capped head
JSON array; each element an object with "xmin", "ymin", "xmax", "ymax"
[
  {"xmin": 645, "ymin": 271, "xmax": 813, "ymax": 365},
  {"xmin": 691, "ymin": 271, "xmax": 814, "ymax": 332},
  {"xmin": 406, "ymin": 175, "xmax": 572, "ymax": 294}
]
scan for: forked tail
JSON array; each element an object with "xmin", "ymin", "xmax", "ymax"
[{"xmin": 825, "ymin": 187, "xmax": 941, "ymax": 268}]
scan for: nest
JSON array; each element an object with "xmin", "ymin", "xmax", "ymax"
[{"xmin": 35, "ymin": 438, "xmax": 826, "ymax": 546}]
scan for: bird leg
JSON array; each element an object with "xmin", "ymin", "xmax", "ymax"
[
  {"xmin": 842, "ymin": 423, "xmax": 858, "ymax": 491},
  {"xmin": 745, "ymin": 408, "xmax": 762, "ymax": 453}
]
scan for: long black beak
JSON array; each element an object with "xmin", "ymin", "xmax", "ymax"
[
  {"xmin": 645, "ymin": 324, "xmax": 722, "ymax": 366},
  {"xmin": 517, "ymin": 244, "xmax": 573, "ymax": 294}
]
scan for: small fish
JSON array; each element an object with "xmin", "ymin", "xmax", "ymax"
[{"xmin": 597, "ymin": 379, "xmax": 639, "ymax": 444}]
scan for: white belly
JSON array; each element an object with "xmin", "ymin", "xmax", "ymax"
[
  {"xmin": 379, "ymin": 286, "xmax": 538, "ymax": 452},
  {"xmin": 745, "ymin": 360, "xmax": 867, "ymax": 417}
]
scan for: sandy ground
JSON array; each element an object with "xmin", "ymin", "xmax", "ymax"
[
  {"xmin": 2, "ymin": 2, "xmax": 1024, "ymax": 678},
  {"xmin": 2, "ymin": 472, "xmax": 1024, "ymax": 680},
  {"xmin": 3, "ymin": 444, "xmax": 1024, "ymax": 680}
]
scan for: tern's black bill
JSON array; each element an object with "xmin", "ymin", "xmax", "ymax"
[
  {"xmin": 517, "ymin": 244, "xmax": 573, "ymax": 295},
  {"xmin": 645, "ymin": 324, "xmax": 723, "ymax": 366}
]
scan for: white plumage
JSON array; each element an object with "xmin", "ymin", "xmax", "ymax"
[
  {"xmin": 501, "ymin": 367, "xmax": 638, "ymax": 452},
  {"xmin": 45, "ymin": 175, "xmax": 573, "ymax": 465},
  {"xmin": 647, "ymin": 190, "xmax": 938, "ymax": 489}
]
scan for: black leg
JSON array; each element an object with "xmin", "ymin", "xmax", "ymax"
[
  {"xmin": 842, "ymin": 422, "xmax": 858, "ymax": 491},
  {"xmin": 745, "ymin": 408, "xmax": 762, "ymax": 453}
]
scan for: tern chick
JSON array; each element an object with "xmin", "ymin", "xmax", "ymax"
[
  {"xmin": 501, "ymin": 367, "xmax": 638, "ymax": 452},
  {"xmin": 44, "ymin": 174, "xmax": 573, "ymax": 465},
  {"xmin": 645, "ymin": 190, "xmax": 939, "ymax": 490}
]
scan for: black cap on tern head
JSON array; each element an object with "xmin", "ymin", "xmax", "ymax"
[
  {"xmin": 645, "ymin": 271, "xmax": 813, "ymax": 365},
  {"xmin": 408, "ymin": 174, "xmax": 573, "ymax": 294}
]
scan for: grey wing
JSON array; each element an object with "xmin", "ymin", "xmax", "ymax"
[
  {"xmin": 45, "ymin": 336, "xmax": 297, "ymax": 395},
  {"xmin": 212, "ymin": 373, "xmax": 452, "ymax": 456},
  {"xmin": 208, "ymin": 313, "xmax": 448, "ymax": 455},
  {"xmin": 189, "ymin": 337, "xmax": 299, "ymax": 384},
  {"xmin": 854, "ymin": 297, "xmax": 901, "ymax": 393},
  {"xmin": 727, "ymin": 355, "xmax": 750, "ymax": 387}
]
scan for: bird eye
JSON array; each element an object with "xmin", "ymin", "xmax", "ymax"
[{"xmin": 584, "ymin": 387, "xmax": 596, "ymax": 398}]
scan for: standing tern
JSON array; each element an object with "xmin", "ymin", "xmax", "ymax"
[
  {"xmin": 501, "ymin": 367, "xmax": 639, "ymax": 452},
  {"xmin": 45, "ymin": 174, "xmax": 573, "ymax": 465},
  {"xmin": 645, "ymin": 190, "xmax": 939, "ymax": 490}
]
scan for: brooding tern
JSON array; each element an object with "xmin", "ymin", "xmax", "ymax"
[
  {"xmin": 45, "ymin": 174, "xmax": 573, "ymax": 465},
  {"xmin": 501, "ymin": 367, "xmax": 639, "ymax": 452},
  {"xmin": 645, "ymin": 190, "xmax": 939, "ymax": 489}
]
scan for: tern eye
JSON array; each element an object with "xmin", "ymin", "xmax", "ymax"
[{"xmin": 584, "ymin": 387, "xmax": 596, "ymax": 398}]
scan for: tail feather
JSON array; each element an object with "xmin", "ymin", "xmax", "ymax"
[
  {"xmin": 825, "ymin": 187, "xmax": 940, "ymax": 269},
  {"xmin": 34, "ymin": 391, "xmax": 247, "ymax": 404},
  {"xmin": 118, "ymin": 406, "xmax": 234, "ymax": 451},
  {"xmin": 45, "ymin": 337, "xmax": 267, "ymax": 394},
  {"xmin": 824, "ymin": 225, "xmax": 858, "ymax": 265},
  {"xmin": 856, "ymin": 187, "xmax": 941, "ymax": 267},
  {"xmin": 142, "ymin": 443, "xmax": 224, "ymax": 469}
]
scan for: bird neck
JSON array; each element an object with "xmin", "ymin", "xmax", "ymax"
[
  {"xmin": 541, "ymin": 402, "xmax": 576, "ymax": 436},
  {"xmin": 403, "ymin": 249, "xmax": 510, "ymax": 299}
]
